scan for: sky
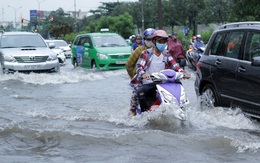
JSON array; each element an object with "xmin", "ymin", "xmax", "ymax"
[{"xmin": 0, "ymin": 0, "xmax": 137, "ymax": 23}]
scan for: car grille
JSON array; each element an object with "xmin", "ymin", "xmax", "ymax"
[
  {"xmin": 14, "ymin": 56, "xmax": 49, "ymax": 63},
  {"xmin": 109, "ymin": 54, "xmax": 130, "ymax": 59}
]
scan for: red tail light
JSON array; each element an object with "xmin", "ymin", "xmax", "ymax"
[{"xmin": 197, "ymin": 61, "xmax": 202, "ymax": 70}]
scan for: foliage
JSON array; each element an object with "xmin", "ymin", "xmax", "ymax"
[
  {"xmin": 47, "ymin": 8, "xmax": 74, "ymax": 38},
  {"xmin": 85, "ymin": 13, "xmax": 136, "ymax": 39},
  {"xmin": 200, "ymin": 25, "xmax": 215, "ymax": 44},
  {"xmin": 231, "ymin": 0, "xmax": 260, "ymax": 21},
  {"xmin": 23, "ymin": 0, "xmax": 260, "ymax": 42}
]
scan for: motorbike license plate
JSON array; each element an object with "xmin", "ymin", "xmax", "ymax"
[
  {"xmin": 24, "ymin": 65, "xmax": 40, "ymax": 69},
  {"xmin": 116, "ymin": 61, "xmax": 126, "ymax": 64}
]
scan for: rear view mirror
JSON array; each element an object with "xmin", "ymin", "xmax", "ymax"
[
  {"xmin": 48, "ymin": 42, "xmax": 55, "ymax": 49},
  {"xmin": 84, "ymin": 43, "xmax": 90, "ymax": 48},
  {"xmin": 251, "ymin": 56, "xmax": 260, "ymax": 66}
]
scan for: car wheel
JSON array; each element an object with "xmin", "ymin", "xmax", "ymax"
[
  {"xmin": 91, "ymin": 60, "xmax": 96, "ymax": 69},
  {"xmin": 0, "ymin": 64, "xmax": 3, "ymax": 75},
  {"xmin": 73, "ymin": 57, "xmax": 77, "ymax": 67},
  {"xmin": 200, "ymin": 84, "xmax": 219, "ymax": 109},
  {"xmin": 58, "ymin": 58, "xmax": 64, "ymax": 64}
]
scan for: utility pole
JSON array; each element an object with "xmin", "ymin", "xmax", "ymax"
[
  {"xmin": 141, "ymin": 0, "xmax": 144, "ymax": 33},
  {"xmin": 158, "ymin": 0, "xmax": 163, "ymax": 29},
  {"xmin": 2, "ymin": 8, "xmax": 4, "ymax": 22},
  {"xmin": 37, "ymin": 0, "xmax": 46, "ymax": 11},
  {"xmin": 74, "ymin": 0, "xmax": 77, "ymax": 19},
  {"xmin": 8, "ymin": 5, "xmax": 22, "ymax": 29}
]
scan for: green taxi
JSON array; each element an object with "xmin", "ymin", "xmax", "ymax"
[{"xmin": 71, "ymin": 29, "xmax": 131, "ymax": 70}]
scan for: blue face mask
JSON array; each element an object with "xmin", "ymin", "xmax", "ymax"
[{"xmin": 156, "ymin": 43, "xmax": 166, "ymax": 51}]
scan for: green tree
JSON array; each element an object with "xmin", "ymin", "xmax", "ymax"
[
  {"xmin": 85, "ymin": 12, "xmax": 136, "ymax": 39},
  {"xmin": 47, "ymin": 8, "xmax": 74, "ymax": 38},
  {"xmin": 231, "ymin": 0, "xmax": 260, "ymax": 21}
]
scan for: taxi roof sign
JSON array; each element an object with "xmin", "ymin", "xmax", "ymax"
[{"xmin": 100, "ymin": 28, "xmax": 109, "ymax": 32}]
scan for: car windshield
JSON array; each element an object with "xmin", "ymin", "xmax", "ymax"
[
  {"xmin": 54, "ymin": 40, "xmax": 68, "ymax": 47},
  {"xmin": 93, "ymin": 35, "xmax": 128, "ymax": 47},
  {"xmin": 0, "ymin": 35, "xmax": 47, "ymax": 48}
]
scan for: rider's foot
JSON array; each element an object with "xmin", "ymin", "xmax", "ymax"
[{"xmin": 129, "ymin": 109, "xmax": 136, "ymax": 117}]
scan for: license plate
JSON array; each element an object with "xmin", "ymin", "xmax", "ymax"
[
  {"xmin": 116, "ymin": 61, "xmax": 126, "ymax": 64},
  {"xmin": 24, "ymin": 65, "xmax": 40, "ymax": 69}
]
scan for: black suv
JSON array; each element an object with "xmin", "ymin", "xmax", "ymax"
[{"xmin": 195, "ymin": 22, "xmax": 260, "ymax": 119}]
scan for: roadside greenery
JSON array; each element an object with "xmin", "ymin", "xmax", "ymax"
[{"xmin": 12, "ymin": 0, "xmax": 259, "ymax": 44}]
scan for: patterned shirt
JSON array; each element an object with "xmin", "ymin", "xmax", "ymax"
[{"xmin": 131, "ymin": 47, "xmax": 183, "ymax": 84}]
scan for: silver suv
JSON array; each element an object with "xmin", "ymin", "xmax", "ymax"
[{"xmin": 0, "ymin": 31, "xmax": 60, "ymax": 74}]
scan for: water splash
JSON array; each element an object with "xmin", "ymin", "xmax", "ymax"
[{"xmin": 0, "ymin": 69, "xmax": 127, "ymax": 85}]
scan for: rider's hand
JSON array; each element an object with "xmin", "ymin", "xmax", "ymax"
[
  {"xmin": 142, "ymin": 74, "xmax": 150, "ymax": 80},
  {"xmin": 184, "ymin": 73, "xmax": 191, "ymax": 79}
]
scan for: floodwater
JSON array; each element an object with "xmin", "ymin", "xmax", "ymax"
[{"xmin": 0, "ymin": 59, "xmax": 259, "ymax": 163}]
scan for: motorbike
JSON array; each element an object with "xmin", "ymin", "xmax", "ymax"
[
  {"xmin": 136, "ymin": 69, "xmax": 190, "ymax": 121},
  {"xmin": 186, "ymin": 45, "xmax": 206, "ymax": 70}
]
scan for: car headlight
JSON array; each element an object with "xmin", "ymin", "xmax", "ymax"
[
  {"xmin": 4, "ymin": 55, "xmax": 17, "ymax": 62},
  {"xmin": 97, "ymin": 53, "xmax": 108, "ymax": 59},
  {"xmin": 47, "ymin": 55, "xmax": 58, "ymax": 61}
]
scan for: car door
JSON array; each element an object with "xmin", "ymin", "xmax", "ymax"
[
  {"xmin": 72, "ymin": 36, "xmax": 81, "ymax": 59},
  {"xmin": 81, "ymin": 36, "xmax": 94, "ymax": 68},
  {"xmin": 235, "ymin": 31, "xmax": 260, "ymax": 114},
  {"xmin": 212, "ymin": 31, "xmax": 245, "ymax": 102}
]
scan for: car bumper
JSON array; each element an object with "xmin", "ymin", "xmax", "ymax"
[
  {"xmin": 2, "ymin": 60, "xmax": 60, "ymax": 73},
  {"xmin": 97, "ymin": 59, "xmax": 127, "ymax": 70},
  {"xmin": 64, "ymin": 51, "xmax": 72, "ymax": 58},
  {"xmin": 194, "ymin": 73, "xmax": 201, "ymax": 96}
]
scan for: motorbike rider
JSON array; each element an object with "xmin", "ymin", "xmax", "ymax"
[
  {"xmin": 190, "ymin": 35, "xmax": 196, "ymax": 46},
  {"xmin": 193, "ymin": 34, "xmax": 205, "ymax": 63},
  {"xmin": 129, "ymin": 35, "xmax": 136, "ymax": 46},
  {"xmin": 126, "ymin": 28, "xmax": 156, "ymax": 117},
  {"xmin": 129, "ymin": 30, "xmax": 190, "ymax": 116},
  {"xmin": 131, "ymin": 35, "xmax": 145, "ymax": 52},
  {"xmin": 167, "ymin": 32, "xmax": 186, "ymax": 69},
  {"xmin": 126, "ymin": 28, "xmax": 156, "ymax": 79}
]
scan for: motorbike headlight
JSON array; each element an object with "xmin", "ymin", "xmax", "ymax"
[
  {"xmin": 97, "ymin": 53, "xmax": 108, "ymax": 59},
  {"xmin": 4, "ymin": 55, "xmax": 17, "ymax": 62},
  {"xmin": 179, "ymin": 88, "xmax": 190, "ymax": 106},
  {"xmin": 161, "ymin": 90, "xmax": 178, "ymax": 105}
]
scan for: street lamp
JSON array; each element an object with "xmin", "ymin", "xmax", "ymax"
[
  {"xmin": 37, "ymin": 0, "xmax": 46, "ymax": 11},
  {"xmin": 8, "ymin": 5, "xmax": 22, "ymax": 29}
]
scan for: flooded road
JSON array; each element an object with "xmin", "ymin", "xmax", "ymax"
[{"xmin": 0, "ymin": 60, "xmax": 259, "ymax": 163}]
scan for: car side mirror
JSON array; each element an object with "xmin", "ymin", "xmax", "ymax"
[
  {"xmin": 251, "ymin": 56, "xmax": 260, "ymax": 66},
  {"xmin": 84, "ymin": 43, "xmax": 90, "ymax": 48},
  {"xmin": 48, "ymin": 42, "xmax": 55, "ymax": 49}
]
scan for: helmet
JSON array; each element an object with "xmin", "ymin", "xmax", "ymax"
[
  {"xmin": 196, "ymin": 34, "xmax": 201, "ymax": 38},
  {"xmin": 136, "ymin": 35, "xmax": 142, "ymax": 40},
  {"xmin": 131, "ymin": 35, "xmax": 136, "ymax": 38},
  {"xmin": 143, "ymin": 28, "xmax": 156, "ymax": 39},
  {"xmin": 172, "ymin": 32, "xmax": 178, "ymax": 36},
  {"xmin": 153, "ymin": 30, "xmax": 168, "ymax": 40}
]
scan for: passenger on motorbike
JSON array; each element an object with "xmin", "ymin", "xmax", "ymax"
[
  {"xmin": 126, "ymin": 28, "xmax": 156, "ymax": 79},
  {"xmin": 129, "ymin": 30, "xmax": 190, "ymax": 116},
  {"xmin": 190, "ymin": 35, "xmax": 196, "ymax": 46},
  {"xmin": 131, "ymin": 35, "xmax": 145, "ymax": 53},
  {"xmin": 167, "ymin": 32, "xmax": 186, "ymax": 69},
  {"xmin": 193, "ymin": 34, "xmax": 205, "ymax": 62}
]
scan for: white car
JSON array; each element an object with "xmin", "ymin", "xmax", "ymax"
[
  {"xmin": 52, "ymin": 40, "xmax": 72, "ymax": 58},
  {"xmin": 45, "ymin": 40, "xmax": 66, "ymax": 65},
  {"xmin": 0, "ymin": 32, "xmax": 60, "ymax": 74}
]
